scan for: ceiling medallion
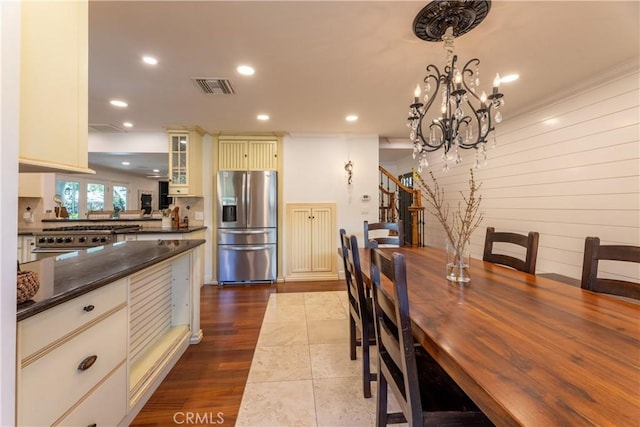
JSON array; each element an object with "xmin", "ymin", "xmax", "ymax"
[{"xmin": 408, "ymin": 0, "xmax": 505, "ymax": 172}]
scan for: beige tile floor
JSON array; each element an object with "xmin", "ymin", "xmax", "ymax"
[{"xmin": 236, "ymin": 291, "xmax": 400, "ymax": 427}]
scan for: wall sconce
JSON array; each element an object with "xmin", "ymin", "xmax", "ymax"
[{"xmin": 344, "ymin": 160, "xmax": 353, "ymax": 185}]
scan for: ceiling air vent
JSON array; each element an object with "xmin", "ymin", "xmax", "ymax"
[
  {"xmin": 88, "ymin": 123, "xmax": 123, "ymax": 133},
  {"xmin": 192, "ymin": 78, "xmax": 235, "ymax": 95}
]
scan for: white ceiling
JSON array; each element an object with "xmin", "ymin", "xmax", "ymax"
[{"xmin": 86, "ymin": 0, "xmax": 639, "ymax": 177}]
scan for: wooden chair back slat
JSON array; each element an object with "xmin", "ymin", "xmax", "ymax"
[
  {"xmin": 581, "ymin": 236, "xmax": 640, "ymax": 300},
  {"xmin": 483, "ymin": 226, "xmax": 539, "ymax": 274}
]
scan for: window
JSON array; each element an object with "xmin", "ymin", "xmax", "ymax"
[
  {"xmin": 55, "ymin": 180, "xmax": 80, "ymax": 219},
  {"xmin": 87, "ymin": 183, "xmax": 105, "ymax": 212},
  {"xmin": 113, "ymin": 185, "xmax": 127, "ymax": 216}
]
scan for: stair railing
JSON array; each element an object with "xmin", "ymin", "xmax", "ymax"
[{"xmin": 378, "ymin": 166, "xmax": 425, "ymax": 247}]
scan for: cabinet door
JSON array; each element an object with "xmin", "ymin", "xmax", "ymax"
[
  {"xmin": 311, "ymin": 207, "xmax": 334, "ymax": 272},
  {"xmin": 169, "ymin": 133, "xmax": 189, "ymax": 192},
  {"xmin": 248, "ymin": 140, "xmax": 277, "ymax": 170},
  {"xmin": 21, "ymin": 237, "xmax": 36, "ymax": 263},
  {"xmin": 18, "ymin": 174, "xmax": 43, "ymax": 198},
  {"xmin": 19, "ymin": 0, "xmax": 90, "ymax": 173},
  {"xmin": 288, "ymin": 207, "xmax": 313, "ymax": 273},
  {"xmin": 219, "ymin": 140, "xmax": 248, "ymax": 170}
]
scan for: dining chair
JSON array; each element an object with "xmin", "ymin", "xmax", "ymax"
[
  {"xmin": 581, "ymin": 236, "xmax": 640, "ymax": 300},
  {"xmin": 339, "ymin": 229, "xmax": 377, "ymax": 398},
  {"xmin": 369, "ymin": 248, "xmax": 492, "ymax": 427},
  {"xmin": 364, "ymin": 220, "xmax": 404, "ymax": 248},
  {"xmin": 483, "ymin": 226, "xmax": 539, "ymax": 274}
]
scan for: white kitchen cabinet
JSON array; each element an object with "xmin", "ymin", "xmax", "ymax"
[
  {"xmin": 16, "ymin": 279, "xmax": 128, "ymax": 426},
  {"xmin": 167, "ymin": 127, "xmax": 204, "ymax": 197},
  {"xmin": 16, "ymin": 246, "xmax": 203, "ymax": 426},
  {"xmin": 218, "ymin": 137, "xmax": 278, "ymax": 170},
  {"xmin": 286, "ymin": 203, "xmax": 338, "ymax": 281},
  {"xmin": 19, "ymin": 0, "xmax": 93, "ymax": 174},
  {"xmin": 18, "ymin": 236, "xmax": 36, "ymax": 264}
]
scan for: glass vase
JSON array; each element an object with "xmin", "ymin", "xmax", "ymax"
[{"xmin": 446, "ymin": 239, "xmax": 471, "ymax": 283}]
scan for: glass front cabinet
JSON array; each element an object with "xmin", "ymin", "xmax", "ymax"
[{"xmin": 167, "ymin": 127, "xmax": 204, "ymax": 197}]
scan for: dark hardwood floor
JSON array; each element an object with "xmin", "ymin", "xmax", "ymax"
[{"xmin": 131, "ymin": 280, "xmax": 346, "ymax": 426}]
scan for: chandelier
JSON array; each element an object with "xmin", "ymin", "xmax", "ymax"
[{"xmin": 408, "ymin": 0, "xmax": 504, "ymax": 172}]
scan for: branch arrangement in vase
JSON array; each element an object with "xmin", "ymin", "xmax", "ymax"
[{"xmin": 414, "ymin": 168, "xmax": 484, "ymax": 252}]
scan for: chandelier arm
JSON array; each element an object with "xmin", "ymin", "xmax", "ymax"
[
  {"xmin": 420, "ymin": 121, "xmax": 446, "ymax": 152},
  {"xmin": 413, "ymin": 66, "xmax": 442, "ymax": 149},
  {"xmin": 460, "ymin": 58, "xmax": 481, "ymax": 103}
]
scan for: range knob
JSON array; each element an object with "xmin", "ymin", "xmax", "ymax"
[
  {"xmin": 100, "ymin": 237, "xmax": 108, "ymax": 243},
  {"xmin": 78, "ymin": 237, "xmax": 87, "ymax": 243},
  {"xmin": 92, "ymin": 237, "xmax": 99, "ymax": 243},
  {"xmin": 56, "ymin": 237, "xmax": 64, "ymax": 243},
  {"xmin": 38, "ymin": 237, "xmax": 46, "ymax": 243},
  {"xmin": 65, "ymin": 237, "xmax": 73, "ymax": 243},
  {"xmin": 47, "ymin": 237, "xmax": 55, "ymax": 243}
]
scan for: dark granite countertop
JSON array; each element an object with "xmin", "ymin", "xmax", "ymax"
[
  {"xmin": 41, "ymin": 218, "xmax": 161, "ymax": 222},
  {"xmin": 128, "ymin": 226, "xmax": 207, "ymax": 234},
  {"xmin": 17, "ymin": 239, "xmax": 205, "ymax": 321},
  {"xmin": 18, "ymin": 229, "xmax": 41, "ymax": 235}
]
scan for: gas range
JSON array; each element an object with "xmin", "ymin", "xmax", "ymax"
[{"xmin": 34, "ymin": 225, "xmax": 140, "ymax": 250}]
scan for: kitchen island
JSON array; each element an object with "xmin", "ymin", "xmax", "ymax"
[{"xmin": 16, "ymin": 239, "xmax": 205, "ymax": 427}]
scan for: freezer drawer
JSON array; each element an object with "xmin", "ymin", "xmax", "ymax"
[
  {"xmin": 217, "ymin": 228, "xmax": 276, "ymax": 245},
  {"xmin": 217, "ymin": 244, "xmax": 276, "ymax": 283}
]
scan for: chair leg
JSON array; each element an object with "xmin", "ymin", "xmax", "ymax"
[
  {"xmin": 376, "ymin": 368, "xmax": 388, "ymax": 427},
  {"xmin": 362, "ymin": 339, "xmax": 372, "ymax": 398},
  {"xmin": 349, "ymin": 315, "xmax": 357, "ymax": 360}
]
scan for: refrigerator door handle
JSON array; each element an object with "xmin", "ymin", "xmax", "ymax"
[
  {"xmin": 223, "ymin": 245, "xmax": 272, "ymax": 251},
  {"xmin": 219, "ymin": 229, "xmax": 271, "ymax": 235}
]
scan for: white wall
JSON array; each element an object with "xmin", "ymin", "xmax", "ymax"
[
  {"xmin": 394, "ymin": 63, "xmax": 640, "ymax": 282},
  {"xmin": 282, "ymin": 133, "xmax": 379, "ymax": 273},
  {"xmin": 0, "ymin": 1, "xmax": 20, "ymax": 424}
]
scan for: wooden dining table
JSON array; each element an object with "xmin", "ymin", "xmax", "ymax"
[{"xmin": 355, "ymin": 246, "xmax": 639, "ymax": 426}]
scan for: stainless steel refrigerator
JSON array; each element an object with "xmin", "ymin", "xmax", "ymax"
[{"xmin": 217, "ymin": 170, "xmax": 277, "ymax": 284}]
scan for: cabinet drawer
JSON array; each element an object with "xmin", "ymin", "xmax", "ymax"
[
  {"xmin": 169, "ymin": 186, "xmax": 190, "ymax": 195},
  {"xmin": 19, "ymin": 307, "xmax": 127, "ymax": 427},
  {"xmin": 55, "ymin": 362, "xmax": 127, "ymax": 427},
  {"xmin": 19, "ymin": 278, "xmax": 127, "ymax": 359}
]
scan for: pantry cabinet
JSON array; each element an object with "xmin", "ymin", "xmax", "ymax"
[
  {"xmin": 19, "ymin": 0, "xmax": 93, "ymax": 174},
  {"xmin": 218, "ymin": 137, "xmax": 278, "ymax": 170},
  {"xmin": 167, "ymin": 127, "xmax": 204, "ymax": 197},
  {"xmin": 286, "ymin": 203, "xmax": 337, "ymax": 281}
]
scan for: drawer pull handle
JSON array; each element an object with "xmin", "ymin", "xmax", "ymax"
[
  {"xmin": 87, "ymin": 424, "xmax": 97, "ymax": 427},
  {"xmin": 77, "ymin": 355, "xmax": 98, "ymax": 371},
  {"xmin": 83, "ymin": 305, "xmax": 95, "ymax": 312}
]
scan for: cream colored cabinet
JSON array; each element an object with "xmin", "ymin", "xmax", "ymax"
[
  {"xmin": 16, "ymin": 279, "xmax": 128, "ymax": 426},
  {"xmin": 168, "ymin": 127, "xmax": 204, "ymax": 197},
  {"xmin": 19, "ymin": 0, "xmax": 93, "ymax": 174},
  {"xmin": 218, "ymin": 138, "xmax": 278, "ymax": 170},
  {"xmin": 18, "ymin": 173, "xmax": 43, "ymax": 198},
  {"xmin": 286, "ymin": 203, "xmax": 337, "ymax": 281},
  {"xmin": 18, "ymin": 236, "xmax": 36, "ymax": 264}
]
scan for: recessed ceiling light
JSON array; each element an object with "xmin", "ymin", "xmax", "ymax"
[
  {"xmin": 257, "ymin": 114, "xmax": 270, "ymax": 121},
  {"xmin": 121, "ymin": 161, "xmax": 130, "ymax": 166},
  {"xmin": 346, "ymin": 115, "xmax": 358, "ymax": 122},
  {"xmin": 142, "ymin": 55, "xmax": 158, "ymax": 65},
  {"xmin": 123, "ymin": 122, "xmax": 133, "ymax": 128},
  {"xmin": 237, "ymin": 65, "xmax": 255, "ymax": 76},
  {"xmin": 501, "ymin": 74, "xmax": 519, "ymax": 83},
  {"xmin": 153, "ymin": 169, "xmax": 160, "ymax": 173},
  {"xmin": 110, "ymin": 99, "xmax": 128, "ymax": 108}
]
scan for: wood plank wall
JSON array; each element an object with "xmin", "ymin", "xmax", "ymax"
[{"xmin": 397, "ymin": 65, "xmax": 639, "ymax": 281}]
